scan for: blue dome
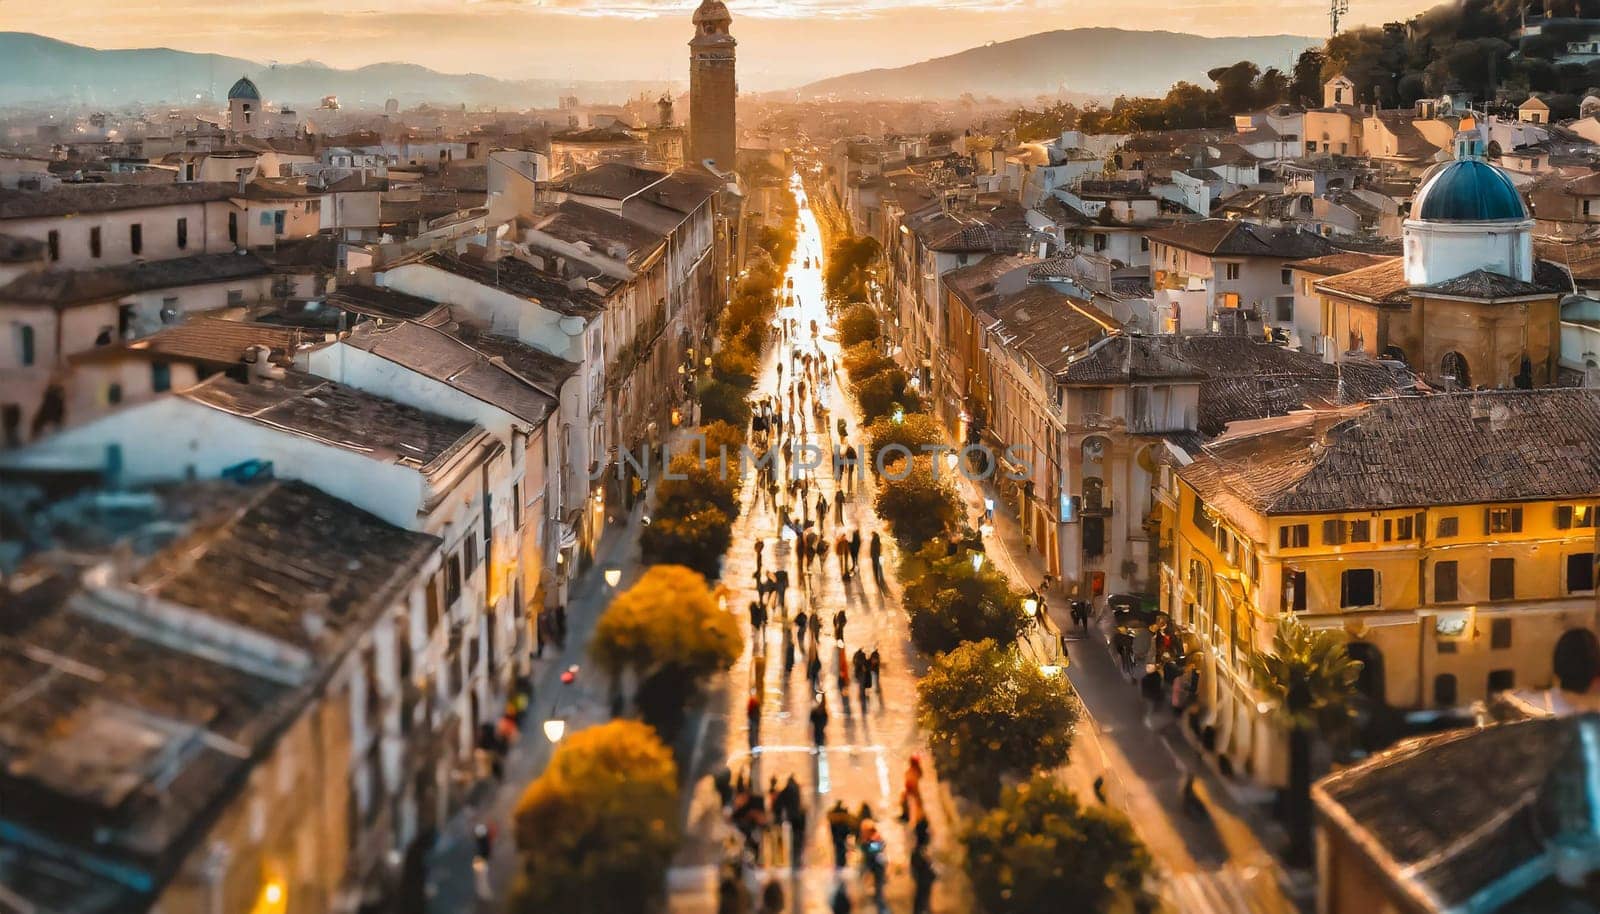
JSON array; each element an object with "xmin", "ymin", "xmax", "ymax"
[
  {"xmin": 228, "ymin": 76, "xmax": 261, "ymax": 101},
  {"xmin": 1413, "ymin": 159, "xmax": 1527, "ymax": 222}
]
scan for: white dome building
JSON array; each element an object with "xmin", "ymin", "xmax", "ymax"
[{"xmin": 1402, "ymin": 142, "xmax": 1532, "ymax": 286}]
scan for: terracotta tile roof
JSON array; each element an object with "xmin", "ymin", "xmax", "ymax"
[
  {"xmin": 0, "ymin": 182, "xmax": 236, "ymax": 219},
  {"xmin": 1314, "ymin": 714, "xmax": 1600, "ymax": 914},
  {"xmin": 1144, "ymin": 219, "xmax": 1336, "ymax": 259},
  {"xmin": 1290, "ymin": 251, "xmax": 1394, "ymax": 277},
  {"xmin": 0, "ymin": 252, "xmax": 272, "ymax": 308},
  {"xmin": 986, "ymin": 286, "xmax": 1116, "ymax": 374},
  {"xmin": 1313, "ymin": 257, "xmax": 1409, "ymax": 306},
  {"xmin": 1056, "ymin": 335, "xmax": 1207, "ymax": 386},
  {"xmin": 1180, "ymin": 389, "xmax": 1600, "ymax": 515},
  {"xmin": 1413, "ymin": 266, "xmax": 1567, "ymax": 300}
]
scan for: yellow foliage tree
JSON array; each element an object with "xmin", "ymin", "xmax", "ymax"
[{"xmin": 510, "ymin": 720, "xmax": 680, "ymax": 914}]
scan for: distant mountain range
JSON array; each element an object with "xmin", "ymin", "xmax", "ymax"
[
  {"xmin": 795, "ymin": 28, "xmax": 1316, "ymax": 101},
  {"xmin": 0, "ymin": 32, "xmax": 671, "ymax": 109}
]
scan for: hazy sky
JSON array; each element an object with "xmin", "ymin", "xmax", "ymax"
[{"xmin": 3, "ymin": 0, "xmax": 1438, "ymax": 89}]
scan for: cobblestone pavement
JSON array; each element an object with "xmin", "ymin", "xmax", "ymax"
[{"xmin": 667, "ymin": 176, "xmax": 966, "ymax": 914}]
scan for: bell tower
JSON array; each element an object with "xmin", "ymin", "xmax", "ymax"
[{"xmin": 688, "ymin": 0, "xmax": 737, "ymax": 173}]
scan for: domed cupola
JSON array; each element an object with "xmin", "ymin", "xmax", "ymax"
[
  {"xmin": 1403, "ymin": 136, "xmax": 1533, "ymax": 285},
  {"xmin": 228, "ymin": 76, "xmax": 261, "ymax": 102}
]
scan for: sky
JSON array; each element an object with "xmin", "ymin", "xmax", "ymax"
[{"xmin": 1, "ymin": 0, "xmax": 1440, "ymax": 90}]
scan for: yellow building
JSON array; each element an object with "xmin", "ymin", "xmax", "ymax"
[{"xmin": 1166, "ymin": 390, "xmax": 1600, "ymax": 786}]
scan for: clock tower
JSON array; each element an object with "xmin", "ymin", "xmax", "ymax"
[{"xmin": 688, "ymin": 0, "xmax": 737, "ymax": 173}]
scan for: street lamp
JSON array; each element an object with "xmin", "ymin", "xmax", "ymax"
[
  {"xmin": 944, "ymin": 452, "xmax": 959, "ymax": 472},
  {"xmin": 1023, "ymin": 597, "xmax": 1039, "ymax": 619},
  {"xmin": 604, "ymin": 567, "xmax": 622, "ymax": 588},
  {"xmin": 543, "ymin": 717, "xmax": 566, "ymax": 743},
  {"xmin": 970, "ymin": 551, "xmax": 985, "ymax": 572}
]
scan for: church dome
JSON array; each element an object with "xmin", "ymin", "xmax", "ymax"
[
  {"xmin": 1412, "ymin": 159, "xmax": 1527, "ymax": 223},
  {"xmin": 228, "ymin": 76, "xmax": 261, "ymax": 101}
]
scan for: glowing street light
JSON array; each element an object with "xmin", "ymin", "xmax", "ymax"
[
  {"xmin": 1039, "ymin": 664, "xmax": 1062, "ymax": 677},
  {"xmin": 1023, "ymin": 597, "xmax": 1039, "ymax": 618},
  {"xmin": 970, "ymin": 551, "xmax": 985, "ymax": 572},
  {"xmin": 604, "ymin": 567, "xmax": 622, "ymax": 588},
  {"xmin": 543, "ymin": 718, "xmax": 567, "ymax": 742},
  {"xmin": 944, "ymin": 452, "xmax": 959, "ymax": 472}
]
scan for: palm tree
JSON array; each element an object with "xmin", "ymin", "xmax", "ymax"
[{"xmin": 1248, "ymin": 614, "xmax": 1363, "ymax": 867}]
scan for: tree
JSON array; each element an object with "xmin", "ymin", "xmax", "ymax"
[
  {"xmin": 962, "ymin": 775, "xmax": 1152, "ymax": 914},
  {"xmin": 865, "ymin": 413, "xmax": 944, "ymax": 464},
  {"xmin": 917, "ymin": 639, "xmax": 1080, "ymax": 804},
  {"xmin": 824, "ymin": 235, "xmax": 881, "ymax": 303},
  {"xmin": 593, "ymin": 565, "xmax": 743, "ymax": 735},
  {"xmin": 854, "ymin": 368, "xmax": 919, "ymax": 423},
  {"xmin": 699, "ymin": 419, "xmax": 746, "ymax": 462},
  {"xmin": 1292, "ymin": 48, "xmax": 1326, "ymax": 106},
  {"xmin": 841, "ymin": 342, "xmax": 896, "ymax": 384},
  {"xmin": 699, "ymin": 379, "xmax": 751, "ymax": 427},
  {"xmin": 901, "ymin": 543, "xmax": 1028, "ymax": 655},
  {"xmin": 836, "ymin": 303, "xmax": 881, "ymax": 348},
  {"xmin": 510, "ymin": 720, "xmax": 680, "ymax": 914},
  {"xmin": 1248, "ymin": 614, "xmax": 1362, "ymax": 867},
  {"xmin": 874, "ymin": 456, "xmax": 960, "ymax": 549},
  {"xmin": 656, "ymin": 453, "xmax": 739, "ymax": 520},
  {"xmin": 640, "ymin": 505, "xmax": 733, "ymax": 582}
]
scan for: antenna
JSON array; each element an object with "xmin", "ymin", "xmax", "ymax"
[{"xmin": 1330, "ymin": 0, "xmax": 1349, "ymax": 37}]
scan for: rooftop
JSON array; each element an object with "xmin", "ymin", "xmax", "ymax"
[
  {"xmin": 421, "ymin": 250, "xmax": 606, "ymax": 318},
  {"xmin": 986, "ymin": 286, "xmax": 1117, "ymax": 374},
  {"xmin": 1315, "ymin": 714, "xmax": 1600, "ymax": 914},
  {"xmin": 1313, "ymin": 257, "xmax": 1410, "ymax": 306},
  {"xmin": 340, "ymin": 320, "xmax": 559, "ymax": 425},
  {"xmin": 0, "ymin": 252, "xmax": 273, "ymax": 308},
  {"xmin": 1290, "ymin": 251, "xmax": 1396, "ymax": 277},
  {"xmin": 1180, "ymin": 389, "xmax": 1600, "ymax": 515},
  {"xmin": 555, "ymin": 162, "xmax": 665, "ymax": 200},
  {"xmin": 0, "ymin": 182, "xmax": 236, "ymax": 220},
  {"xmin": 1145, "ymin": 219, "xmax": 1338, "ymax": 259},
  {"xmin": 181, "ymin": 370, "xmax": 480, "ymax": 471}
]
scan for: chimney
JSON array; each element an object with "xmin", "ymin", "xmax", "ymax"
[
  {"xmin": 237, "ymin": 171, "xmax": 248, "ymax": 195},
  {"xmin": 244, "ymin": 345, "xmax": 286, "ymax": 382}
]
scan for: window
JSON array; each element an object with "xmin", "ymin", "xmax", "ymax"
[
  {"xmin": 160, "ymin": 297, "xmax": 179, "ymax": 324},
  {"xmin": 1489, "ymin": 557, "xmax": 1516, "ymax": 601},
  {"xmin": 1321, "ymin": 518, "xmax": 1346, "ymax": 546},
  {"xmin": 46, "ymin": 230, "xmax": 59, "ymax": 262},
  {"xmin": 1490, "ymin": 618, "xmax": 1513, "ymax": 650},
  {"xmin": 463, "ymin": 532, "xmax": 479, "ymax": 573},
  {"xmin": 445, "ymin": 555, "xmax": 462, "ymax": 606},
  {"xmin": 512, "ymin": 482, "xmax": 523, "ymax": 529},
  {"xmin": 151, "ymin": 362, "xmax": 171, "ymax": 393},
  {"xmin": 1275, "ymin": 296, "xmax": 1294, "ymax": 323},
  {"xmin": 1437, "ymin": 515, "xmax": 1459, "ymax": 537},
  {"xmin": 105, "ymin": 383, "xmax": 122, "ymax": 404},
  {"xmin": 1093, "ymin": 233, "xmax": 1107, "ymax": 251},
  {"xmin": 228, "ymin": 211, "xmax": 239, "ymax": 244},
  {"xmin": 1278, "ymin": 524, "xmax": 1309, "ymax": 549},
  {"xmin": 1434, "ymin": 560, "xmax": 1458, "ymax": 602},
  {"xmin": 1340, "ymin": 569, "xmax": 1376, "ymax": 607},
  {"xmin": 1557, "ymin": 504, "xmax": 1596, "ymax": 529},
  {"xmin": 1568, "ymin": 552, "xmax": 1595, "ymax": 593},
  {"xmin": 89, "ymin": 226, "xmax": 102, "ymax": 259},
  {"xmin": 1488, "ymin": 669, "xmax": 1515, "ymax": 693},
  {"xmin": 273, "ymin": 210, "xmax": 286, "ymax": 235},
  {"xmin": 426, "ymin": 572, "xmax": 442, "ymax": 632},
  {"xmin": 1434, "ymin": 674, "xmax": 1458, "ymax": 707},
  {"xmin": 227, "ymin": 289, "xmax": 245, "ymax": 307},
  {"xmin": 1224, "ymin": 263, "xmax": 1241, "ymax": 281},
  {"xmin": 17, "ymin": 325, "xmax": 35, "ymax": 367},
  {"xmin": 1281, "ymin": 268, "xmax": 1292, "ymax": 285},
  {"xmin": 1283, "ymin": 568, "xmax": 1307, "ymax": 611},
  {"xmin": 1140, "ymin": 237, "xmax": 1149, "ymax": 252},
  {"xmin": 1486, "ymin": 507, "xmax": 1523, "ymax": 534},
  {"xmin": 1585, "ymin": 199, "xmax": 1593, "ymax": 216},
  {"xmin": 130, "ymin": 223, "xmax": 142, "ymax": 256},
  {"xmin": 177, "ymin": 217, "xmax": 188, "ymax": 250},
  {"xmin": 1349, "ymin": 519, "xmax": 1371, "ymax": 543},
  {"xmin": 1385, "ymin": 514, "xmax": 1417, "ymax": 542}
]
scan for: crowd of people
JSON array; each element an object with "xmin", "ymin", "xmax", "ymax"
[{"xmin": 710, "ymin": 229, "xmax": 938, "ymax": 914}]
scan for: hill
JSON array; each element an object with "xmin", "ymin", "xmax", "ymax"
[
  {"xmin": 0, "ymin": 32, "xmax": 667, "ymax": 108},
  {"xmin": 796, "ymin": 28, "xmax": 1316, "ymax": 100}
]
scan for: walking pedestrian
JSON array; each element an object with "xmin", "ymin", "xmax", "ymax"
[
  {"xmin": 755, "ymin": 538, "xmax": 765, "ymax": 575},
  {"xmin": 869, "ymin": 531, "xmax": 885, "ymax": 585},
  {"xmin": 816, "ymin": 492, "xmax": 829, "ymax": 533},
  {"xmin": 834, "ymin": 492, "xmax": 844, "ymax": 526},
  {"xmin": 713, "ymin": 765, "xmax": 734, "ymax": 811},
  {"xmin": 809, "ymin": 695, "xmax": 829, "ymax": 745},
  {"xmin": 868, "ymin": 648, "xmax": 881, "ymax": 689},
  {"xmin": 809, "ymin": 612, "xmax": 822, "ymax": 642},
  {"xmin": 835, "ymin": 533, "xmax": 850, "ymax": 581},
  {"xmin": 827, "ymin": 801, "xmax": 854, "ymax": 868},
  {"xmin": 910, "ymin": 846, "xmax": 937, "ymax": 914},
  {"xmin": 859, "ymin": 820, "xmax": 887, "ymax": 909},
  {"xmin": 760, "ymin": 879, "xmax": 784, "ymax": 914},
  {"xmin": 775, "ymin": 568, "xmax": 789, "ymax": 610},
  {"xmin": 747, "ymin": 691, "xmax": 761, "ymax": 742},
  {"xmin": 833, "ymin": 608, "xmax": 848, "ymax": 641},
  {"xmin": 807, "ymin": 650, "xmax": 823, "ymax": 691},
  {"xmin": 843, "ymin": 445, "xmax": 859, "ymax": 494},
  {"xmin": 849, "ymin": 528, "xmax": 862, "ymax": 573},
  {"xmin": 753, "ymin": 651, "xmax": 768, "ymax": 691}
]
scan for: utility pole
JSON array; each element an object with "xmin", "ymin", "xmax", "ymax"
[{"xmin": 1331, "ymin": 0, "xmax": 1349, "ymax": 37}]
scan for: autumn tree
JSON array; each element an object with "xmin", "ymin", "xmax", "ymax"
[
  {"xmin": 841, "ymin": 341, "xmax": 897, "ymax": 384},
  {"xmin": 874, "ymin": 456, "xmax": 960, "ymax": 548},
  {"xmin": 962, "ymin": 775, "xmax": 1153, "ymax": 914},
  {"xmin": 639, "ymin": 507, "xmax": 732, "ymax": 582},
  {"xmin": 836, "ymin": 303, "xmax": 881, "ymax": 348},
  {"xmin": 854, "ymin": 367, "xmax": 921, "ymax": 423},
  {"xmin": 900, "ymin": 542, "xmax": 1028, "ymax": 655},
  {"xmin": 510, "ymin": 721, "xmax": 680, "ymax": 914},
  {"xmin": 592, "ymin": 565, "xmax": 743, "ymax": 736},
  {"xmin": 865, "ymin": 413, "xmax": 944, "ymax": 463},
  {"xmin": 917, "ymin": 639, "xmax": 1080, "ymax": 804}
]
